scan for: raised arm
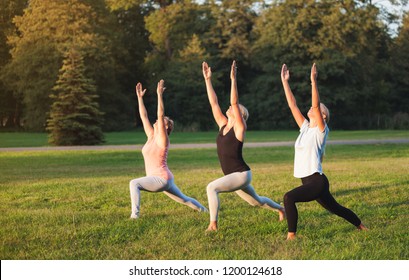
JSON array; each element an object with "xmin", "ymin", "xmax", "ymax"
[
  {"xmin": 310, "ymin": 63, "xmax": 326, "ymax": 132},
  {"xmin": 230, "ymin": 60, "xmax": 246, "ymax": 140},
  {"xmin": 136, "ymin": 82, "xmax": 154, "ymax": 138},
  {"xmin": 155, "ymin": 79, "xmax": 168, "ymax": 148},
  {"xmin": 202, "ymin": 61, "xmax": 227, "ymax": 129},
  {"xmin": 280, "ymin": 64, "xmax": 305, "ymax": 128}
]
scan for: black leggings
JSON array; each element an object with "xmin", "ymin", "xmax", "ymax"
[{"xmin": 284, "ymin": 173, "xmax": 361, "ymax": 233}]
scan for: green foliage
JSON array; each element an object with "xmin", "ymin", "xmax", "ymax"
[
  {"xmin": 0, "ymin": 0, "xmax": 27, "ymax": 128},
  {"xmin": 250, "ymin": 0, "xmax": 394, "ymax": 129},
  {"xmin": 1, "ymin": 0, "xmax": 409, "ymax": 132},
  {"xmin": 208, "ymin": 0, "xmax": 258, "ymax": 62},
  {"xmin": 3, "ymin": 0, "xmax": 101, "ymax": 131},
  {"xmin": 105, "ymin": 0, "xmax": 143, "ymax": 10},
  {"xmin": 389, "ymin": 12, "xmax": 409, "ymax": 122},
  {"xmin": 46, "ymin": 48, "xmax": 104, "ymax": 145},
  {"xmin": 163, "ymin": 34, "xmax": 215, "ymax": 130},
  {"xmin": 144, "ymin": 0, "xmax": 208, "ymax": 61}
]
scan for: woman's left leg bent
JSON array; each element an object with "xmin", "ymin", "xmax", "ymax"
[
  {"xmin": 206, "ymin": 171, "xmax": 251, "ymax": 222},
  {"xmin": 284, "ymin": 173, "xmax": 327, "ymax": 233}
]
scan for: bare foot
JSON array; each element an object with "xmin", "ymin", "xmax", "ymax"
[
  {"xmin": 357, "ymin": 223, "xmax": 369, "ymax": 231},
  {"xmin": 206, "ymin": 221, "xmax": 218, "ymax": 232},
  {"xmin": 286, "ymin": 232, "xmax": 296, "ymax": 240},
  {"xmin": 278, "ymin": 208, "xmax": 286, "ymax": 222},
  {"xmin": 130, "ymin": 213, "xmax": 139, "ymax": 219}
]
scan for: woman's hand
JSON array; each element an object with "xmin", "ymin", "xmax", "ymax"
[
  {"xmin": 311, "ymin": 63, "xmax": 318, "ymax": 84},
  {"xmin": 230, "ymin": 60, "xmax": 237, "ymax": 80},
  {"xmin": 136, "ymin": 82, "xmax": 146, "ymax": 98},
  {"xmin": 281, "ymin": 64, "xmax": 290, "ymax": 82},
  {"xmin": 202, "ymin": 62, "xmax": 212, "ymax": 80},
  {"xmin": 157, "ymin": 79, "xmax": 166, "ymax": 95}
]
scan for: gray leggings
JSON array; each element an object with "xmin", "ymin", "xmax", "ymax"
[
  {"xmin": 130, "ymin": 176, "xmax": 207, "ymax": 217},
  {"xmin": 206, "ymin": 170, "xmax": 282, "ymax": 221}
]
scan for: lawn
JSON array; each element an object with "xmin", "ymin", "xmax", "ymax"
[
  {"xmin": 0, "ymin": 143, "xmax": 408, "ymax": 259},
  {"xmin": 0, "ymin": 129, "xmax": 408, "ymax": 147}
]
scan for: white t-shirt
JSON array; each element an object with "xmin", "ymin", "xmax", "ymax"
[{"xmin": 294, "ymin": 120, "xmax": 329, "ymax": 178}]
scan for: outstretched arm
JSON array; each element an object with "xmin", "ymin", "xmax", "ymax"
[
  {"xmin": 280, "ymin": 64, "xmax": 305, "ymax": 128},
  {"xmin": 156, "ymin": 79, "xmax": 168, "ymax": 148},
  {"xmin": 202, "ymin": 61, "xmax": 227, "ymax": 129},
  {"xmin": 136, "ymin": 82, "xmax": 154, "ymax": 138},
  {"xmin": 230, "ymin": 60, "xmax": 246, "ymax": 141},
  {"xmin": 310, "ymin": 63, "xmax": 326, "ymax": 132}
]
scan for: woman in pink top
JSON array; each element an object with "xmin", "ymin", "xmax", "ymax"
[{"xmin": 129, "ymin": 80, "xmax": 207, "ymax": 219}]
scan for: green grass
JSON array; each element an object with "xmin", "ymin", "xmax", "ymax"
[
  {"xmin": 0, "ymin": 130, "xmax": 408, "ymax": 147},
  {"xmin": 0, "ymin": 143, "xmax": 408, "ymax": 259}
]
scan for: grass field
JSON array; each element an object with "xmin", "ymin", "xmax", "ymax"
[
  {"xmin": 0, "ymin": 141, "xmax": 408, "ymax": 260},
  {"xmin": 0, "ymin": 130, "xmax": 408, "ymax": 147}
]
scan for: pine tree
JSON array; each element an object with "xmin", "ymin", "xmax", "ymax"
[{"xmin": 46, "ymin": 48, "xmax": 104, "ymax": 145}]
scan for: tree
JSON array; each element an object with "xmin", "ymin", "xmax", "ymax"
[
  {"xmin": 106, "ymin": 4, "xmax": 153, "ymax": 129},
  {"xmin": 207, "ymin": 0, "xmax": 259, "ymax": 63},
  {"xmin": 81, "ymin": 0, "xmax": 151, "ymax": 131},
  {"xmin": 163, "ymin": 34, "xmax": 217, "ymax": 130},
  {"xmin": 250, "ymin": 0, "xmax": 391, "ymax": 129},
  {"xmin": 389, "ymin": 11, "xmax": 409, "ymax": 128},
  {"xmin": 4, "ymin": 0, "xmax": 109, "ymax": 131},
  {"xmin": 144, "ymin": 0, "xmax": 207, "ymax": 63},
  {"xmin": 141, "ymin": 1, "xmax": 214, "ymax": 129},
  {"xmin": 0, "ymin": 0, "xmax": 27, "ymax": 129},
  {"xmin": 47, "ymin": 48, "xmax": 104, "ymax": 145}
]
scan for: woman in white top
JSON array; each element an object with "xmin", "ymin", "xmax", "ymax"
[
  {"xmin": 280, "ymin": 63, "xmax": 368, "ymax": 240},
  {"xmin": 129, "ymin": 80, "xmax": 207, "ymax": 219}
]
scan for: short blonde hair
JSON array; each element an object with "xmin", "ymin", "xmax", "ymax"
[
  {"xmin": 164, "ymin": 116, "xmax": 174, "ymax": 135},
  {"xmin": 320, "ymin": 103, "xmax": 330, "ymax": 123},
  {"xmin": 239, "ymin": 104, "xmax": 249, "ymax": 121}
]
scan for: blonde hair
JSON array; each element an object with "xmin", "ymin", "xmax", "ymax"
[
  {"xmin": 239, "ymin": 104, "xmax": 249, "ymax": 121},
  {"xmin": 164, "ymin": 116, "xmax": 174, "ymax": 135},
  {"xmin": 320, "ymin": 103, "xmax": 330, "ymax": 123}
]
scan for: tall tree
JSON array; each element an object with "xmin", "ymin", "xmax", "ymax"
[
  {"xmin": 0, "ymin": 0, "xmax": 27, "ymax": 128},
  {"xmin": 207, "ymin": 0, "xmax": 259, "ymax": 63},
  {"xmin": 163, "ymin": 34, "xmax": 217, "ymax": 130},
  {"xmin": 144, "ymin": 0, "xmax": 207, "ymax": 63},
  {"xmin": 107, "ymin": 4, "xmax": 152, "ymax": 129},
  {"xmin": 82, "ymin": 0, "xmax": 150, "ymax": 131},
  {"xmin": 141, "ymin": 1, "xmax": 213, "ymax": 128},
  {"xmin": 389, "ymin": 11, "xmax": 409, "ymax": 128},
  {"xmin": 250, "ymin": 0, "xmax": 390, "ymax": 129},
  {"xmin": 47, "ymin": 48, "xmax": 104, "ymax": 145},
  {"xmin": 3, "ymin": 0, "xmax": 107, "ymax": 131}
]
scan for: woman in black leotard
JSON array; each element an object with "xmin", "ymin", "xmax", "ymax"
[
  {"xmin": 202, "ymin": 60, "xmax": 285, "ymax": 231},
  {"xmin": 280, "ymin": 63, "xmax": 368, "ymax": 240}
]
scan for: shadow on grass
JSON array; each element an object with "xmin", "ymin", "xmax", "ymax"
[{"xmin": 332, "ymin": 181, "xmax": 409, "ymax": 197}]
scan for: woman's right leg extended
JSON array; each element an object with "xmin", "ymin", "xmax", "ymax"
[
  {"xmin": 129, "ymin": 176, "xmax": 168, "ymax": 218},
  {"xmin": 163, "ymin": 179, "xmax": 208, "ymax": 212},
  {"xmin": 236, "ymin": 184, "xmax": 282, "ymax": 210},
  {"xmin": 315, "ymin": 175, "xmax": 361, "ymax": 227}
]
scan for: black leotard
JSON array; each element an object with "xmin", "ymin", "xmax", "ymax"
[{"xmin": 216, "ymin": 125, "xmax": 250, "ymax": 175}]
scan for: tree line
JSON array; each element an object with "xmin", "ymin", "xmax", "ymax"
[{"xmin": 1, "ymin": 0, "xmax": 408, "ymax": 139}]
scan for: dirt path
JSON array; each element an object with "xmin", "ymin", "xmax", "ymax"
[{"xmin": 1, "ymin": 138, "xmax": 408, "ymax": 152}]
